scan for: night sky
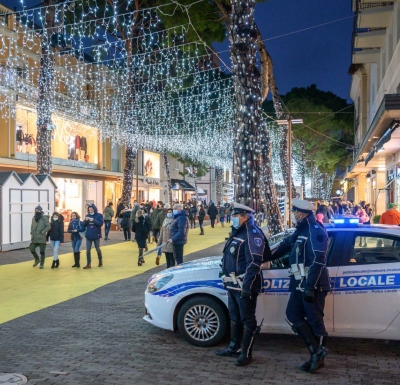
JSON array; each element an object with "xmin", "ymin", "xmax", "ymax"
[{"xmin": 2, "ymin": 0, "xmax": 354, "ymax": 101}]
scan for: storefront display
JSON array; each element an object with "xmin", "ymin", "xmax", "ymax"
[
  {"xmin": 143, "ymin": 151, "xmax": 160, "ymax": 179},
  {"xmin": 54, "ymin": 178, "xmax": 83, "ymax": 222},
  {"xmin": 16, "ymin": 106, "xmax": 98, "ymax": 164}
]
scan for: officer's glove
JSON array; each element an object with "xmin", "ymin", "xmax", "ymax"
[
  {"xmin": 303, "ymin": 287, "xmax": 315, "ymax": 303},
  {"xmin": 240, "ymin": 289, "xmax": 252, "ymax": 299}
]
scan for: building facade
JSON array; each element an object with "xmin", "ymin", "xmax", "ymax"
[{"xmin": 347, "ymin": 0, "xmax": 400, "ymax": 216}]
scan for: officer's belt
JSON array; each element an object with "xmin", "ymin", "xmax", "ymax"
[
  {"xmin": 288, "ymin": 264, "xmax": 310, "ymax": 281},
  {"xmin": 221, "ymin": 274, "xmax": 245, "ymax": 288}
]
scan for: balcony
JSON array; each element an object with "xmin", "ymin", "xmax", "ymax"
[
  {"xmin": 354, "ymin": 28, "xmax": 386, "ymax": 48},
  {"xmin": 352, "ymin": 48, "xmax": 380, "ymax": 63},
  {"xmin": 356, "ymin": 3, "xmax": 394, "ymax": 29}
]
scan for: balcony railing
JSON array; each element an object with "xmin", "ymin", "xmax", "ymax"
[{"xmin": 356, "ymin": 1, "xmax": 394, "ymax": 12}]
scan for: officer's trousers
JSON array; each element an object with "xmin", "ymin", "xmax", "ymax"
[
  {"xmin": 286, "ymin": 290, "xmax": 328, "ymax": 336},
  {"xmin": 228, "ymin": 289, "xmax": 258, "ymax": 331}
]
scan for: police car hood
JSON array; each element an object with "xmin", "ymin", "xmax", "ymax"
[{"xmin": 169, "ymin": 256, "xmax": 222, "ymax": 273}]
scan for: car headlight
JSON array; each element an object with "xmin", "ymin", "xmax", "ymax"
[{"xmin": 147, "ymin": 274, "xmax": 174, "ymax": 293}]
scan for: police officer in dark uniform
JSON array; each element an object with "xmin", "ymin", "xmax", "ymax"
[
  {"xmin": 269, "ymin": 199, "xmax": 330, "ymax": 373},
  {"xmin": 216, "ymin": 203, "xmax": 271, "ymax": 366}
]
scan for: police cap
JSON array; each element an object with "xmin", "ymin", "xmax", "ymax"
[
  {"xmin": 231, "ymin": 202, "xmax": 255, "ymax": 215},
  {"xmin": 292, "ymin": 199, "xmax": 315, "ymax": 213}
]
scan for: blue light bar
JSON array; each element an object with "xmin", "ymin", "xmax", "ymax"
[
  {"xmin": 349, "ymin": 219, "xmax": 360, "ymax": 224},
  {"xmin": 334, "ymin": 219, "xmax": 344, "ymax": 224}
]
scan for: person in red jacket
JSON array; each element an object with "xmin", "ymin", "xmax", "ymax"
[{"xmin": 379, "ymin": 203, "xmax": 400, "ymax": 225}]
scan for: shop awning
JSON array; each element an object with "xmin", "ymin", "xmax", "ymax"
[
  {"xmin": 364, "ymin": 147, "xmax": 375, "ymax": 166},
  {"xmin": 171, "ymin": 179, "xmax": 196, "ymax": 191},
  {"xmin": 190, "ymin": 187, "xmax": 206, "ymax": 195}
]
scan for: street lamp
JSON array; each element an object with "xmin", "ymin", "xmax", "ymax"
[{"xmin": 277, "ymin": 117, "xmax": 303, "ymax": 227}]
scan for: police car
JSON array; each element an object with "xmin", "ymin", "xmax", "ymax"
[{"xmin": 144, "ymin": 220, "xmax": 400, "ymax": 347}]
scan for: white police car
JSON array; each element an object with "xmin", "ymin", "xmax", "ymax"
[{"xmin": 144, "ymin": 221, "xmax": 400, "ymax": 347}]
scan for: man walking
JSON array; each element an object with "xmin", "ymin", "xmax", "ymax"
[
  {"xmin": 30, "ymin": 206, "xmax": 51, "ymax": 269},
  {"xmin": 267, "ymin": 199, "xmax": 330, "ymax": 373},
  {"xmin": 168, "ymin": 204, "xmax": 189, "ymax": 265},
  {"xmin": 216, "ymin": 203, "xmax": 271, "ymax": 366},
  {"xmin": 379, "ymin": 203, "xmax": 400, "ymax": 225},
  {"xmin": 151, "ymin": 201, "xmax": 164, "ymax": 243},
  {"xmin": 83, "ymin": 204, "xmax": 104, "ymax": 269}
]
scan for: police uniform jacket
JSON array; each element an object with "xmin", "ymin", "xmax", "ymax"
[
  {"xmin": 221, "ymin": 216, "xmax": 269, "ymax": 293},
  {"xmin": 272, "ymin": 214, "xmax": 330, "ymax": 292}
]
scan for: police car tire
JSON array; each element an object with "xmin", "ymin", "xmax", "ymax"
[{"xmin": 177, "ymin": 296, "xmax": 228, "ymax": 347}]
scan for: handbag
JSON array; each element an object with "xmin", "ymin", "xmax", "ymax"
[{"xmin": 79, "ymin": 229, "xmax": 86, "ymax": 239}]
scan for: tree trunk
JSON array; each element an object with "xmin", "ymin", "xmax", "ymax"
[
  {"xmin": 163, "ymin": 153, "xmax": 173, "ymax": 206},
  {"xmin": 216, "ymin": 167, "xmax": 223, "ymax": 204},
  {"xmin": 122, "ymin": 147, "xmax": 136, "ymax": 205},
  {"xmin": 36, "ymin": 1, "xmax": 55, "ymax": 175}
]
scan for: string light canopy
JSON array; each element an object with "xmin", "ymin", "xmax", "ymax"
[{"xmin": 0, "ymin": 0, "xmax": 234, "ymax": 169}]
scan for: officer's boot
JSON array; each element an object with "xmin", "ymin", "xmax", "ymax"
[
  {"xmin": 235, "ymin": 327, "xmax": 255, "ymax": 366},
  {"xmin": 215, "ymin": 321, "xmax": 243, "ymax": 357},
  {"xmin": 299, "ymin": 335, "xmax": 327, "ymax": 372},
  {"xmin": 295, "ymin": 322, "xmax": 327, "ymax": 373}
]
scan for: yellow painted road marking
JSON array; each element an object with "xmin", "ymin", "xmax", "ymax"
[{"xmin": 0, "ymin": 225, "xmax": 228, "ymax": 324}]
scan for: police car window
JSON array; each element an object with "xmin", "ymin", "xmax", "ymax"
[{"xmin": 349, "ymin": 234, "xmax": 400, "ymax": 265}]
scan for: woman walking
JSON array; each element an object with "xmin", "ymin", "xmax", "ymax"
[
  {"xmin": 198, "ymin": 204, "xmax": 206, "ymax": 235},
  {"xmin": 121, "ymin": 205, "xmax": 132, "ymax": 241},
  {"xmin": 156, "ymin": 207, "xmax": 175, "ymax": 267},
  {"xmin": 68, "ymin": 212, "xmax": 85, "ymax": 268},
  {"xmin": 132, "ymin": 210, "xmax": 151, "ymax": 266},
  {"xmin": 218, "ymin": 204, "xmax": 226, "ymax": 227},
  {"xmin": 48, "ymin": 212, "xmax": 64, "ymax": 269},
  {"xmin": 103, "ymin": 202, "xmax": 114, "ymax": 240},
  {"xmin": 207, "ymin": 202, "xmax": 218, "ymax": 228}
]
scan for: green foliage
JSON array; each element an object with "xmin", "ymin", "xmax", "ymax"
[
  {"xmin": 170, "ymin": 153, "xmax": 209, "ymax": 178},
  {"xmin": 264, "ymin": 84, "xmax": 354, "ymax": 174},
  {"xmin": 373, "ymin": 215, "xmax": 381, "ymax": 224}
]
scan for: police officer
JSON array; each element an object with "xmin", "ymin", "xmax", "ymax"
[
  {"xmin": 269, "ymin": 199, "xmax": 330, "ymax": 373},
  {"xmin": 216, "ymin": 203, "xmax": 271, "ymax": 366}
]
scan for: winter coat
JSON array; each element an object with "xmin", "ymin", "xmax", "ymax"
[
  {"xmin": 48, "ymin": 220, "xmax": 64, "ymax": 242},
  {"xmin": 198, "ymin": 208, "xmax": 206, "ymax": 220},
  {"xmin": 218, "ymin": 206, "xmax": 226, "ymax": 218},
  {"xmin": 157, "ymin": 217, "xmax": 174, "ymax": 253},
  {"xmin": 30, "ymin": 214, "xmax": 51, "ymax": 244},
  {"xmin": 130, "ymin": 205, "xmax": 140, "ymax": 222},
  {"xmin": 207, "ymin": 204, "xmax": 218, "ymax": 219},
  {"xmin": 83, "ymin": 205, "xmax": 104, "ymax": 240},
  {"xmin": 67, "ymin": 219, "xmax": 85, "ymax": 241},
  {"xmin": 151, "ymin": 207, "xmax": 164, "ymax": 229},
  {"xmin": 116, "ymin": 203, "xmax": 125, "ymax": 218},
  {"xmin": 104, "ymin": 206, "xmax": 114, "ymax": 221},
  {"xmin": 316, "ymin": 204, "xmax": 333, "ymax": 224},
  {"xmin": 356, "ymin": 208, "xmax": 369, "ymax": 223},
  {"xmin": 153, "ymin": 210, "xmax": 166, "ymax": 230},
  {"xmin": 189, "ymin": 206, "xmax": 198, "ymax": 220},
  {"xmin": 121, "ymin": 209, "xmax": 132, "ymax": 229},
  {"xmin": 170, "ymin": 211, "xmax": 189, "ymax": 245},
  {"xmin": 379, "ymin": 209, "xmax": 400, "ymax": 225},
  {"xmin": 132, "ymin": 215, "xmax": 151, "ymax": 248}
]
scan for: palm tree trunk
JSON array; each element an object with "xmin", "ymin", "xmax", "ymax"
[
  {"xmin": 122, "ymin": 147, "xmax": 136, "ymax": 205},
  {"xmin": 216, "ymin": 168, "xmax": 223, "ymax": 204},
  {"xmin": 163, "ymin": 153, "xmax": 173, "ymax": 206}
]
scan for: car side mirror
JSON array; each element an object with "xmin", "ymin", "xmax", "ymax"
[{"xmin": 261, "ymin": 261, "xmax": 271, "ymax": 270}]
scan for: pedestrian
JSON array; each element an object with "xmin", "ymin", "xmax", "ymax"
[
  {"xmin": 266, "ymin": 199, "xmax": 330, "ymax": 373},
  {"xmin": 379, "ymin": 203, "xmax": 400, "ymax": 225},
  {"xmin": 82, "ymin": 204, "xmax": 104, "ymax": 269},
  {"xmin": 115, "ymin": 199, "xmax": 125, "ymax": 231},
  {"xmin": 189, "ymin": 202, "xmax": 198, "ymax": 229},
  {"xmin": 316, "ymin": 201, "xmax": 333, "ymax": 223},
  {"xmin": 121, "ymin": 205, "xmax": 132, "ymax": 241},
  {"xmin": 364, "ymin": 203, "xmax": 373, "ymax": 224},
  {"xmin": 218, "ymin": 203, "xmax": 226, "ymax": 227},
  {"xmin": 68, "ymin": 212, "xmax": 85, "ymax": 268},
  {"xmin": 216, "ymin": 203, "xmax": 271, "ymax": 366},
  {"xmin": 47, "ymin": 212, "xmax": 64, "ymax": 269},
  {"xmin": 168, "ymin": 204, "xmax": 189, "ymax": 265},
  {"xmin": 29, "ymin": 206, "xmax": 51, "ymax": 269},
  {"xmin": 225, "ymin": 203, "xmax": 232, "ymax": 223},
  {"xmin": 198, "ymin": 204, "xmax": 206, "ymax": 235},
  {"xmin": 156, "ymin": 207, "xmax": 175, "ymax": 267},
  {"xmin": 207, "ymin": 201, "xmax": 218, "ymax": 228},
  {"xmin": 132, "ymin": 209, "xmax": 151, "ymax": 266},
  {"xmin": 143, "ymin": 208, "xmax": 153, "ymax": 245},
  {"xmin": 103, "ymin": 202, "xmax": 114, "ymax": 240},
  {"xmin": 151, "ymin": 201, "xmax": 164, "ymax": 243}
]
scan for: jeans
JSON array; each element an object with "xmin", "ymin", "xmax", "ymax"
[
  {"xmin": 71, "ymin": 238, "xmax": 82, "ymax": 252},
  {"xmin": 50, "ymin": 240, "xmax": 61, "ymax": 260},
  {"xmin": 86, "ymin": 238, "xmax": 102, "ymax": 264},
  {"xmin": 226, "ymin": 214, "xmax": 231, "ymax": 223},
  {"xmin": 104, "ymin": 220, "xmax": 111, "ymax": 238},
  {"xmin": 198, "ymin": 219, "xmax": 204, "ymax": 231},
  {"xmin": 210, "ymin": 218, "xmax": 215, "ymax": 227},
  {"xmin": 29, "ymin": 242, "xmax": 46, "ymax": 263},
  {"xmin": 173, "ymin": 244, "xmax": 184, "ymax": 265},
  {"xmin": 165, "ymin": 252, "xmax": 175, "ymax": 268},
  {"xmin": 123, "ymin": 228, "xmax": 131, "ymax": 240}
]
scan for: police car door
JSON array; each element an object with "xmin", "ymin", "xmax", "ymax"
[
  {"xmin": 257, "ymin": 231, "xmax": 337, "ymax": 333},
  {"xmin": 334, "ymin": 230, "xmax": 400, "ymax": 335}
]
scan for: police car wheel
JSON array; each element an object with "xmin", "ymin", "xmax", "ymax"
[{"xmin": 177, "ymin": 296, "xmax": 227, "ymax": 347}]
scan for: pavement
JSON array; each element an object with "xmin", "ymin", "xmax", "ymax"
[{"xmin": 0, "ymin": 223, "xmax": 400, "ymax": 384}]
